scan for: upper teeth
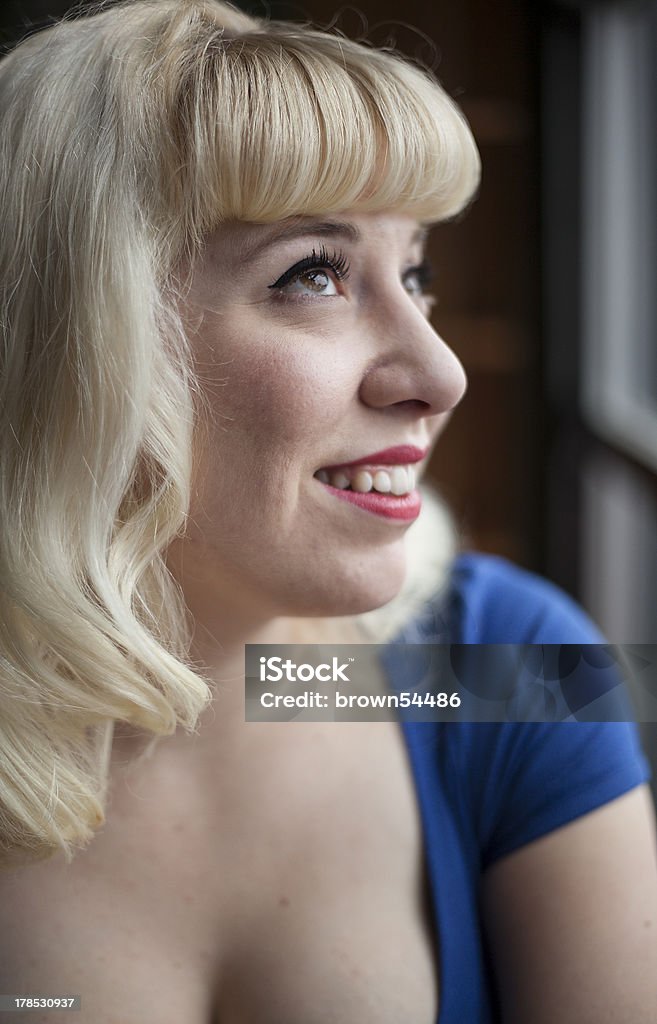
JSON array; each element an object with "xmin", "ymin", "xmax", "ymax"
[{"xmin": 315, "ymin": 465, "xmax": 416, "ymax": 495}]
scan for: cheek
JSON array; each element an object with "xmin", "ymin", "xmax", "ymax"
[
  {"xmin": 212, "ymin": 336, "xmax": 353, "ymax": 448},
  {"xmin": 190, "ymin": 336, "xmax": 354, "ymax": 548}
]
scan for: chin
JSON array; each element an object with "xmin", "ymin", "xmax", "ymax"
[{"xmin": 283, "ymin": 549, "xmax": 408, "ymax": 619}]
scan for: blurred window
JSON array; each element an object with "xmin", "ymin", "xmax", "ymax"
[{"xmin": 581, "ymin": 0, "xmax": 657, "ymax": 470}]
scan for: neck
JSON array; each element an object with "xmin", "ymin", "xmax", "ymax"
[{"xmin": 191, "ymin": 613, "xmax": 366, "ymax": 688}]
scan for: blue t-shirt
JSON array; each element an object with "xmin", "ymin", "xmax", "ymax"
[{"xmin": 388, "ymin": 551, "xmax": 652, "ymax": 1024}]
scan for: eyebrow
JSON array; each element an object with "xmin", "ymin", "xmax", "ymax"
[{"xmin": 236, "ymin": 218, "xmax": 430, "ymax": 264}]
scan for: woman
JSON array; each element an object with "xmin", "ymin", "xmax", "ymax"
[{"xmin": 0, "ymin": 1, "xmax": 655, "ymax": 1021}]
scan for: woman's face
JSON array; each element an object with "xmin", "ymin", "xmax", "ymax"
[{"xmin": 168, "ymin": 210, "xmax": 467, "ymax": 632}]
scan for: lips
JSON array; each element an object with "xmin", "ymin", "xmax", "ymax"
[
  {"xmin": 314, "ymin": 444, "xmax": 426, "ymax": 521},
  {"xmin": 318, "ymin": 445, "xmax": 428, "ymax": 471},
  {"xmin": 325, "ymin": 486, "xmax": 422, "ymax": 521}
]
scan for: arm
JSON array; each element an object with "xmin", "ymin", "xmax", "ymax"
[{"xmin": 481, "ymin": 784, "xmax": 657, "ymax": 1024}]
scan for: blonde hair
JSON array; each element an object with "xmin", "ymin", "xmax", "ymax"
[{"xmin": 0, "ymin": 0, "xmax": 480, "ymax": 867}]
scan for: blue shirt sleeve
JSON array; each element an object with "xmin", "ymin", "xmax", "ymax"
[
  {"xmin": 448, "ymin": 551, "xmax": 608, "ymax": 644},
  {"xmin": 442, "ymin": 552, "xmax": 653, "ymax": 869}
]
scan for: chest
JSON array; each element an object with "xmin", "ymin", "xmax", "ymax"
[
  {"xmin": 15, "ymin": 722, "xmax": 440, "ymax": 1024},
  {"xmin": 211, "ymin": 725, "xmax": 439, "ymax": 1023}
]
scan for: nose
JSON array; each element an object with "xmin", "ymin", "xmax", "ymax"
[{"xmin": 358, "ymin": 302, "xmax": 467, "ymax": 416}]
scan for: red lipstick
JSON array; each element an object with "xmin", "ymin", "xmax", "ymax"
[
  {"xmin": 315, "ymin": 445, "xmax": 426, "ymax": 522},
  {"xmin": 327, "ymin": 487, "xmax": 422, "ymax": 521},
  {"xmin": 320, "ymin": 445, "xmax": 428, "ymax": 471}
]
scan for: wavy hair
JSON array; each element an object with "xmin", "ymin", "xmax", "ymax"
[{"xmin": 0, "ymin": 0, "xmax": 480, "ymax": 866}]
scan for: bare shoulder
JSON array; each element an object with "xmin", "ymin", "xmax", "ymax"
[
  {"xmin": 0, "ymin": 749, "xmax": 219, "ymax": 1024},
  {"xmin": 0, "ymin": 854, "xmax": 135, "ymax": 1022},
  {"xmin": 0, "ymin": 852, "xmax": 112, "ymax": 1021},
  {"xmin": 481, "ymin": 785, "xmax": 657, "ymax": 1024}
]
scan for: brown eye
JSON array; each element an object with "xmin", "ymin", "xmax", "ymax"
[
  {"xmin": 269, "ymin": 245, "xmax": 351, "ymax": 299},
  {"xmin": 279, "ymin": 268, "xmax": 337, "ymax": 296}
]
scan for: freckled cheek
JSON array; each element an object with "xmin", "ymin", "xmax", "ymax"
[
  {"xmin": 225, "ymin": 351, "xmax": 349, "ymax": 447},
  {"xmin": 199, "ymin": 357, "xmax": 345, "ymax": 523}
]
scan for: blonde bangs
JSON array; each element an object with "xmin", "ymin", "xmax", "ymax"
[{"xmin": 161, "ymin": 24, "xmax": 480, "ymax": 239}]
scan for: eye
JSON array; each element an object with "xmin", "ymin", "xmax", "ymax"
[
  {"xmin": 402, "ymin": 258, "xmax": 434, "ymax": 297},
  {"xmin": 269, "ymin": 245, "xmax": 351, "ymax": 300}
]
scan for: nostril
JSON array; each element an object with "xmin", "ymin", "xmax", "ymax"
[{"xmin": 392, "ymin": 399, "xmax": 431, "ymax": 412}]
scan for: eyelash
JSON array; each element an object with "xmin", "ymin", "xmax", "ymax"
[
  {"xmin": 268, "ymin": 245, "xmax": 351, "ymax": 297},
  {"xmin": 268, "ymin": 245, "xmax": 435, "ymax": 303},
  {"xmin": 405, "ymin": 260, "xmax": 434, "ymax": 294}
]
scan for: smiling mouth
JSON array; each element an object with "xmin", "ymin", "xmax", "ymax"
[{"xmin": 313, "ymin": 464, "xmax": 417, "ymax": 496}]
